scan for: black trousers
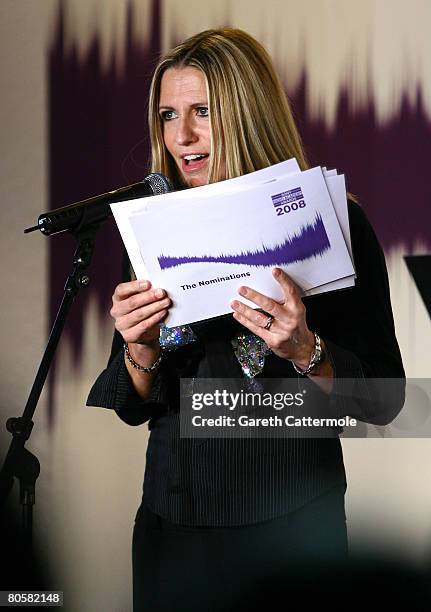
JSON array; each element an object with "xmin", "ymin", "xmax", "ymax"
[{"xmin": 132, "ymin": 484, "xmax": 348, "ymax": 612}]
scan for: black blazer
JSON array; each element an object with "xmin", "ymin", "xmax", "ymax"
[{"xmin": 87, "ymin": 201, "xmax": 405, "ymax": 526}]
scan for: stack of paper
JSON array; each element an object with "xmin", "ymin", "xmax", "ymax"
[{"xmin": 111, "ymin": 159, "xmax": 355, "ymax": 327}]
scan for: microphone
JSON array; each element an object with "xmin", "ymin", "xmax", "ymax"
[{"xmin": 24, "ymin": 173, "xmax": 173, "ymax": 236}]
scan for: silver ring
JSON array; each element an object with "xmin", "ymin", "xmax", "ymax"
[{"xmin": 263, "ymin": 315, "xmax": 274, "ymax": 330}]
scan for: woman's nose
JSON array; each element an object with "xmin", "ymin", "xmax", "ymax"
[{"xmin": 175, "ymin": 117, "xmax": 197, "ymax": 146}]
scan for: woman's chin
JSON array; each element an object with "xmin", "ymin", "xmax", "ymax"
[{"xmin": 184, "ymin": 175, "xmax": 208, "ymax": 188}]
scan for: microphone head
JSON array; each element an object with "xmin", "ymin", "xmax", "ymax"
[
  {"xmin": 144, "ymin": 173, "xmax": 173, "ymax": 195},
  {"xmin": 26, "ymin": 173, "xmax": 174, "ymax": 237}
]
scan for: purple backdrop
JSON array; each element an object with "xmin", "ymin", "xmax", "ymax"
[{"xmin": 47, "ymin": 1, "xmax": 430, "ymax": 422}]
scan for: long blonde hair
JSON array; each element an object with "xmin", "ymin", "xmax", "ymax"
[{"xmin": 149, "ymin": 28, "xmax": 308, "ymax": 185}]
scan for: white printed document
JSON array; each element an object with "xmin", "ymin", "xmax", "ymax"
[{"xmin": 111, "ymin": 161, "xmax": 355, "ymax": 327}]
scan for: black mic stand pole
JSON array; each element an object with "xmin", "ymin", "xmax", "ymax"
[{"xmin": 0, "ymin": 224, "xmax": 99, "ymax": 551}]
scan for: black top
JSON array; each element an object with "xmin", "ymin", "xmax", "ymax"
[{"xmin": 87, "ymin": 201, "xmax": 405, "ymax": 526}]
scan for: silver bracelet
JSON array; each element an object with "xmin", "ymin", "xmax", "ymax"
[
  {"xmin": 124, "ymin": 342, "xmax": 163, "ymax": 373},
  {"xmin": 291, "ymin": 332, "xmax": 324, "ymax": 376}
]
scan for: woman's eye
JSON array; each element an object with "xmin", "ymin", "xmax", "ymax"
[
  {"xmin": 196, "ymin": 107, "xmax": 209, "ymax": 117},
  {"xmin": 161, "ymin": 110, "xmax": 177, "ymax": 121}
]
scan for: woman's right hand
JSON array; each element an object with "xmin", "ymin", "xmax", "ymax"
[{"xmin": 110, "ymin": 279, "xmax": 171, "ymax": 349}]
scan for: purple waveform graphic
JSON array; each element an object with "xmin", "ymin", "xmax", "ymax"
[{"xmin": 158, "ymin": 213, "xmax": 330, "ymax": 270}]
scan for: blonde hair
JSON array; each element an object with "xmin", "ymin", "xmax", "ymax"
[{"xmin": 149, "ymin": 28, "xmax": 308, "ymax": 185}]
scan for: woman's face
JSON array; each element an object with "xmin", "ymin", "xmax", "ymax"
[{"xmin": 159, "ymin": 66, "xmax": 215, "ymax": 188}]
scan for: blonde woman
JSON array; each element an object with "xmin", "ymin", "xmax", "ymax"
[{"xmin": 88, "ymin": 28, "xmax": 404, "ymax": 611}]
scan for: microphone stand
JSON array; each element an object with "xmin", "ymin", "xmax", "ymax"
[{"xmin": 0, "ymin": 224, "xmax": 99, "ymax": 551}]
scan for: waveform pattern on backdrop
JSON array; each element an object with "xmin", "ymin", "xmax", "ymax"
[{"xmin": 158, "ymin": 213, "xmax": 331, "ymax": 270}]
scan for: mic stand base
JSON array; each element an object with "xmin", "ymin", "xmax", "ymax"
[{"xmin": 0, "ymin": 225, "xmax": 99, "ymax": 553}]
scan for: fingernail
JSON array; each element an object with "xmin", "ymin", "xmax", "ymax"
[
  {"xmin": 139, "ymin": 281, "xmax": 150, "ymax": 289},
  {"xmin": 238, "ymin": 286, "xmax": 247, "ymax": 296},
  {"xmin": 273, "ymin": 268, "xmax": 280, "ymax": 278},
  {"xmin": 155, "ymin": 288, "xmax": 165, "ymax": 298}
]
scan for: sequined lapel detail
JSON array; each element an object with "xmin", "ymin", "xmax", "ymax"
[
  {"xmin": 160, "ymin": 325, "xmax": 270, "ymax": 377},
  {"xmin": 231, "ymin": 333, "xmax": 271, "ymax": 378},
  {"xmin": 159, "ymin": 324, "xmax": 197, "ymax": 351}
]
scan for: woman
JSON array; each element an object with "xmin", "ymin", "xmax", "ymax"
[{"xmin": 88, "ymin": 28, "xmax": 404, "ymax": 611}]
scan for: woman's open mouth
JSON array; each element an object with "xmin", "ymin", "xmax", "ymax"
[{"xmin": 181, "ymin": 153, "xmax": 209, "ymax": 173}]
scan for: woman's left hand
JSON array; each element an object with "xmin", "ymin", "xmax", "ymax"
[{"xmin": 230, "ymin": 267, "xmax": 315, "ymax": 370}]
